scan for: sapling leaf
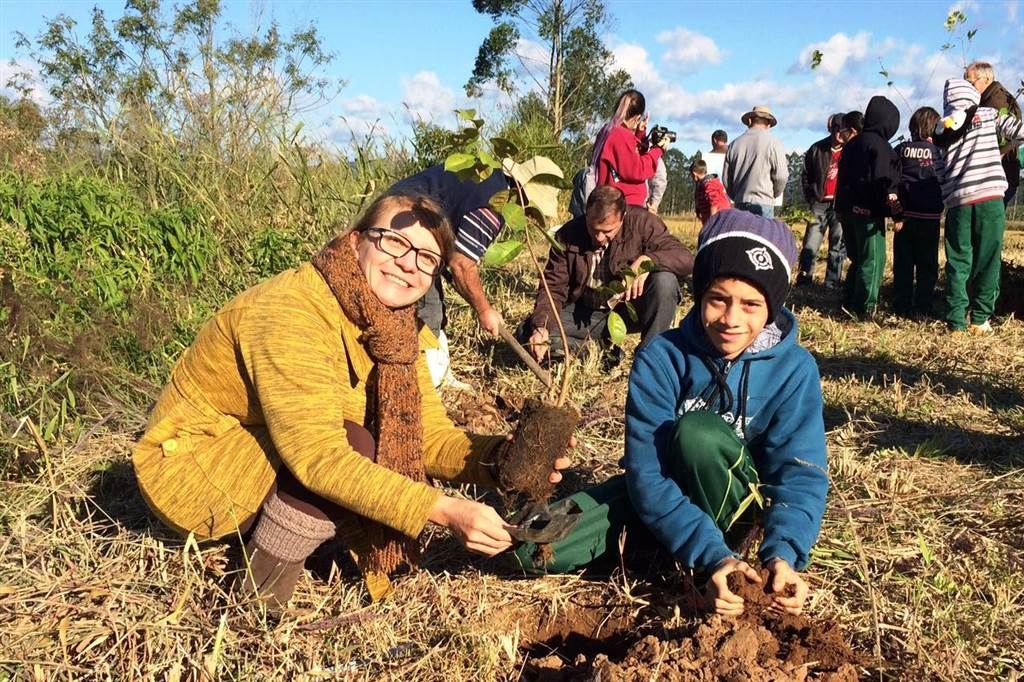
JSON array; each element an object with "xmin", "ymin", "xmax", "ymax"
[
  {"xmin": 456, "ymin": 108, "xmax": 478, "ymax": 121},
  {"xmin": 482, "ymin": 239, "xmax": 523, "ymax": 267},
  {"xmin": 607, "ymin": 311, "xmax": 627, "ymax": 346},
  {"xmin": 601, "ymin": 280, "xmax": 625, "ymax": 295},
  {"xmin": 445, "ymin": 153, "xmax": 477, "ymax": 173},
  {"xmin": 477, "ymin": 149, "xmax": 501, "ymax": 171},
  {"xmin": 810, "ymin": 50, "xmax": 823, "ymax": 70},
  {"xmin": 490, "ymin": 136, "xmax": 519, "ymax": 158},
  {"xmin": 500, "ymin": 201, "xmax": 527, "ymax": 230},
  {"xmin": 451, "ymin": 128, "xmax": 480, "ymax": 147},
  {"xmin": 637, "ymin": 260, "xmax": 657, "ymax": 275}
]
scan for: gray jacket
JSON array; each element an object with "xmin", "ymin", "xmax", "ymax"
[{"xmin": 723, "ymin": 128, "xmax": 788, "ymax": 205}]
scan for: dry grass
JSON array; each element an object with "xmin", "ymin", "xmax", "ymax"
[{"xmin": 1, "ymin": 217, "xmax": 1023, "ymax": 680}]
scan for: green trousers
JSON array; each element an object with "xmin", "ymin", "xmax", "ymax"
[
  {"xmin": 892, "ymin": 217, "xmax": 940, "ymax": 315},
  {"xmin": 944, "ymin": 199, "xmax": 1006, "ymax": 329},
  {"xmin": 842, "ymin": 213, "xmax": 887, "ymax": 317},
  {"xmin": 514, "ymin": 411, "xmax": 759, "ymax": 574}
]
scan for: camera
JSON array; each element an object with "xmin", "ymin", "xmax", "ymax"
[{"xmin": 647, "ymin": 125, "xmax": 677, "ymax": 147}]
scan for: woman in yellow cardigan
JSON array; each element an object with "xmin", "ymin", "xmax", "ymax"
[{"xmin": 133, "ymin": 192, "xmax": 569, "ymax": 608}]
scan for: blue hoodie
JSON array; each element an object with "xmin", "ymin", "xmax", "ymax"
[{"xmin": 623, "ymin": 307, "xmax": 828, "ymax": 571}]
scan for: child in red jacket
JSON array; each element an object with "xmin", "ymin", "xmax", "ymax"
[{"xmin": 691, "ymin": 158, "xmax": 731, "ymax": 227}]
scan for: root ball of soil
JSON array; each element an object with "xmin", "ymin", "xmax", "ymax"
[{"xmin": 496, "ymin": 398, "xmax": 580, "ymax": 503}]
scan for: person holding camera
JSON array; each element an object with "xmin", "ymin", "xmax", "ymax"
[{"xmin": 594, "ymin": 89, "xmax": 673, "ymax": 208}]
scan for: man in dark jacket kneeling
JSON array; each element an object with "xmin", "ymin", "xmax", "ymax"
[{"xmin": 518, "ymin": 185, "xmax": 694, "ymax": 367}]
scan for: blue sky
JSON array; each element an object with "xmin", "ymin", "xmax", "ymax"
[{"xmin": 2, "ymin": 0, "xmax": 1022, "ymax": 156}]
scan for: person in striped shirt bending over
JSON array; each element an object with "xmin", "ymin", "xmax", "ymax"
[{"xmin": 934, "ymin": 77, "xmax": 1024, "ymax": 335}]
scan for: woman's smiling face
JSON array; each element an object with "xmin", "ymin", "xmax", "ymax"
[{"xmin": 350, "ymin": 213, "xmax": 442, "ymax": 310}]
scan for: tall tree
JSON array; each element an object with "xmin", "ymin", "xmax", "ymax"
[
  {"xmin": 15, "ymin": 0, "xmax": 338, "ymax": 158},
  {"xmin": 466, "ymin": 0, "xmax": 631, "ymax": 146}
]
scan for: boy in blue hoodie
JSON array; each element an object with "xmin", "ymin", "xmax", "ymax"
[{"xmin": 515, "ymin": 209, "xmax": 828, "ymax": 617}]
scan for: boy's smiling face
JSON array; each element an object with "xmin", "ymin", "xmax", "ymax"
[{"xmin": 700, "ymin": 277, "xmax": 770, "ymax": 359}]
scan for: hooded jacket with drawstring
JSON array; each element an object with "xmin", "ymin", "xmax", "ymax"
[
  {"xmin": 834, "ymin": 96, "xmax": 902, "ymax": 218},
  {"xmin": 939, "ymin": 78, "xmax": 1024, "ymax": 208},
  {"xmin": 623, "ymin": 307, "xmax": 828, "ymax": 571}
]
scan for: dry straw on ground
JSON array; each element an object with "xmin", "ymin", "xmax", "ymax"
[{"xmin": 1, "ymin": 219, "xmax": 1022, "ymax": 681}]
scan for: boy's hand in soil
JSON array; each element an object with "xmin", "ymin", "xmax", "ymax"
[
  {"xmin": 765, "ymin": 557, "xmax": 809, "ymax": 615},
  {"xmin": 706, "ymin": 557, "xmax": 762, "ymax": 616},
  {"xmin": 429, "ymin": 496, "xmax": 512, "ymax": 556}
]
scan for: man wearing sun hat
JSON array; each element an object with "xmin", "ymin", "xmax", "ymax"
[{"xmin": 723, "ymin": 105, "xmax": 789, "ymax": 219}]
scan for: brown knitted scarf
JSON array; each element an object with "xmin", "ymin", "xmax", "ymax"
[{"xmin": 311, "ymin": 233, "xmax": 425, "ymax": 577}]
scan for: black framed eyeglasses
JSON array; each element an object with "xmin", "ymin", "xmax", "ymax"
[{"xmin": 363, "ymin": 227, "xmax": 444, "ymax": 276}]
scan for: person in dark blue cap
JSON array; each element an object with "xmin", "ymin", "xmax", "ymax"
[{"xmin": 515, "ymin": 208, "xmax": 828, "ymax": 618}]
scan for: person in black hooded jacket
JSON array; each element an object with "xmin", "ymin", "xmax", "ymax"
[{"xmin": 834, "ymin": 95, "xmax": 902, "ymax": 318}]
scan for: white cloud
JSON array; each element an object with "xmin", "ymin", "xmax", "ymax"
[
  {"xmin": 0, "ymin": 58, "xmax": 48, "ymax": 106},
  {"xmin": 400, "ymin": 71, "xmax": 455, "ymax": 122},
  {"xmin": 1007, "ymin": 0, "xmax": 1020, "ymax": 24},
  {"xmin": 610, "ymin": 42, "xmax": 660, "ymax": 85},
  {"xmin": 656, "ymin": 27, "xmax": 723, "ymax": 73},
  {"xmin": 792, "ymin": 31, "xmax": 872, "ymax": 76},
  {"xmin": 340, "ymin": 94, "xmax": 386, "ymax": 117}
]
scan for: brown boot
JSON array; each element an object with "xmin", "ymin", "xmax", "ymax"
[
  {"xmin": 238, "ymin": 491, "xmax": 336, "ymax": 612},
  {"xmin": 238, "ymin": 540, "xmax": 306, "ymax": 612}
]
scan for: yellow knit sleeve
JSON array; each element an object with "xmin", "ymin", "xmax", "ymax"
[{"xmin": 236, "ymin": 289, "xmax": 441, "ymax": 539}]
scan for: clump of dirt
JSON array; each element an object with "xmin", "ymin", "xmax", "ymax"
[
  {"xmin": 581, "ymin": 572, "xmax": 865, "ymax": 681},
  {"xmin": 496, "ymin": 398, "xmax": 580, "ymax": 502},
  {"xmin": 518, "ymin": 573, "xmax": 866, "ymax": 682}
]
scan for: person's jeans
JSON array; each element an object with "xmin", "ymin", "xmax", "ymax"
[
  {"xmin": 735, "ymin": 201, "xmax": 774, "ymax": 219},
  {"xmin": 798, "ymin": 201, "xmax": 846, "ymax": 287}
]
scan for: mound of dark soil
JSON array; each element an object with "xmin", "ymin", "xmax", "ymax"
[{"xmin": 519, "ymin": 572, "xmax": 865, "ymax": 682}]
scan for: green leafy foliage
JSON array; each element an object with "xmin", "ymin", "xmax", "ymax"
[
  {"xmin": 0, "ymin": 171, "xmax": 218, "ymax": 316},
  {"xmin": 482, "ymin": 239, "xmax": 524, "ymax": 267},
  {"xmin": 810, "ymin": 50, "xmax": 823, "ymax": 70}
]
